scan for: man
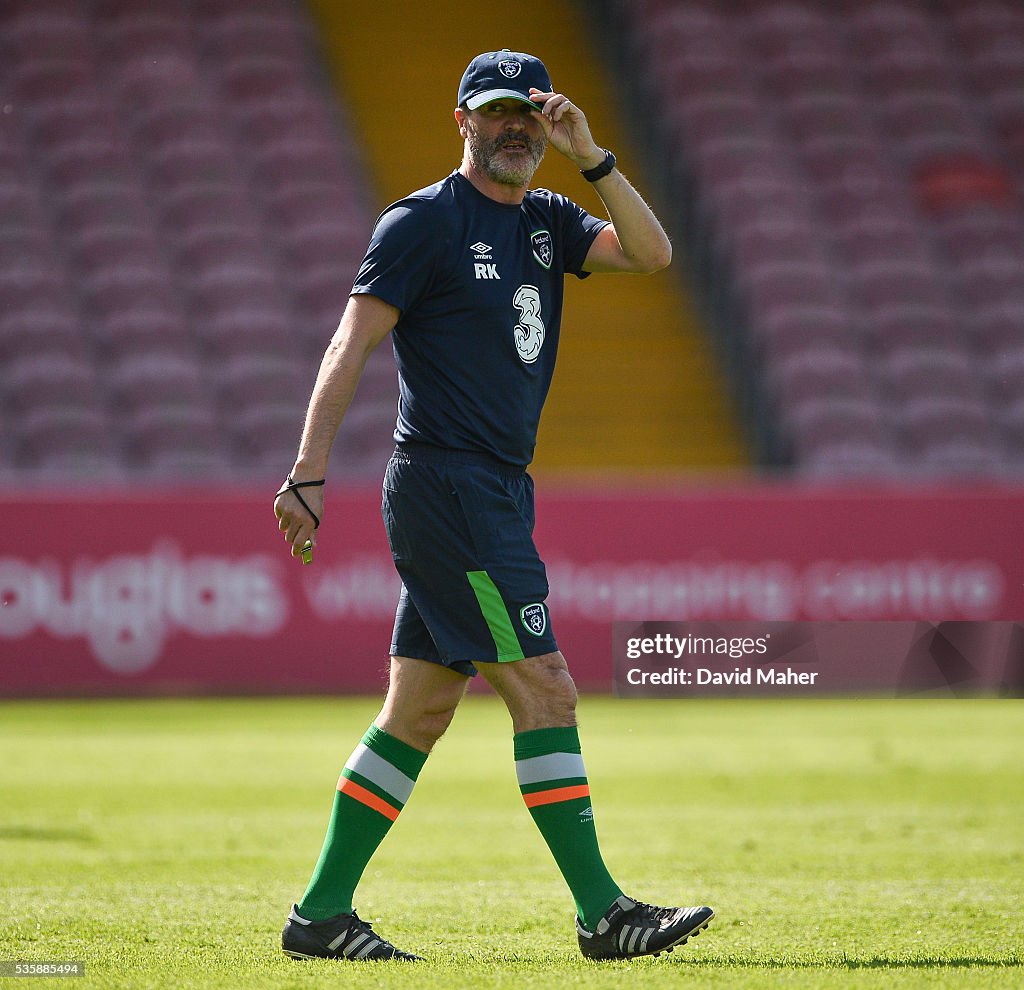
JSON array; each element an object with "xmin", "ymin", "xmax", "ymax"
[{"xmin": 273, "ymin": 49, "xmax": 714, "ymax": 963}]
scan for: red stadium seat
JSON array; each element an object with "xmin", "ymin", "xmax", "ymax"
[
  {"xmin": 797, "ymin": 440, "xmax": 903, "ymax": 477},
  {"xmin": 219, "ymin": 353, "xmax": 311, "ymax": 410},
  {"xmin": 996, "ymin": 395, "xmax": 1024, "ymax": 456},
  {"xmin": 788, "ymin": 396, "xmax": 895, "ymax": 459},
  {"xmin": 833, "ymin": 223, "xmax": 931, "ymax": 268},
  {"xmin": 123, "ymin": 403, "xmax": 224, "ymax": 465},
  {"xmin": 916, "ymin": 434, "xmax": 1011, "ymax": 475},
  {"xmin": 984, "ymin": 346, "xmax": 1024, "ymax": 400},
  {"xmin": 229, "ymin": 401, "xmax": 308, "ymax": 461},
  {"xmin": 13, "ymin": 406, "xmax": 120, "ymax": 474},
  {"xmin": 100, "ymin": 14, "xmax": 193, "ymax": 63},
  {"xmin": 780, "ymin": 92, "xmax": 876, "ymax": 144},
  {"xmin": 769, "ymin": 345, "xmax": 876, "ymax": 408},
  {"xmin": 967, "ymin": 301, "xmax": 1024, "ymax": 353},
  {"xmin": 106, "ymin": 352, "xmax": 211, "ymax": 415},
  {"xmin": 671, "ymin": 92, "xmax": 765, "ymax": 143},
  {"xmin": 193, "ymin": 304, "xmax": 293, "ymax": 360},
  {"xmin": 900, "ymin": 395, "xmax": 1000, "ymax": 449},
  {"xmin": 877, "ymin": 348, "xmax": 984, "ymax": 404},
  {"xmin": 955, "ymin": 254, "xmax": 1024, "ymax": 309},
  {"xmin": 729, "ymin": 212, "xmax": 830, "ymax": 273},
  {"xmin": 0, "ymin": 303, "xmax": 84, "ymax": 363},
  {"xmin": 754, "ymin": 305, "xmax": 862, "ymax": 363},
  {"xmin": 861, "ymin": 302, "xmax": 961, "ymax": 353},
  {"xmin": 3, "ymin": 353, "xmax": 103, "ymax": 415}
]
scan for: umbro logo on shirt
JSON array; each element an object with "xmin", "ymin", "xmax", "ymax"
[{"xmin": 469, "ymin": 241, "xmax": 499, "ymax": 279}]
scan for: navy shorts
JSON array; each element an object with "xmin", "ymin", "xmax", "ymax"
[{"xmin": 381, "ymin": 443, "xmax": 558, "ymax": 676}]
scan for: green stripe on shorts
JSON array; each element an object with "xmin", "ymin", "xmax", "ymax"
[{"xmin": 466, "ymin": 570, "xmax": 525, "ymax": 662}]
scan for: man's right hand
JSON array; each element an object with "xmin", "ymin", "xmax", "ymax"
[{"xmin": 274, "ymin": 479, "xmax": 324, "ymax": 560}]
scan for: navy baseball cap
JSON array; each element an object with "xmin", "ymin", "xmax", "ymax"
[{"xmin": 457, "ymin": 49, "xmax": 552, "ymax": 110}]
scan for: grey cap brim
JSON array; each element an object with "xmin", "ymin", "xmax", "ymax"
[{"xmin": 465, "ymin": 89, "xmax": 539, "ymax": 110}]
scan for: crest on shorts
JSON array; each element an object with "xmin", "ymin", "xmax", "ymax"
[
  {"xmin": 498, "ymin": 58, "xmax": 522, "ymax": 79},
  {"xmin": 521, "ymin": 603, "xmax": 547, "ymax": 637},
  {"xmin": 531, "ymin": 229, "xmax": 552, "ymax": 270}
]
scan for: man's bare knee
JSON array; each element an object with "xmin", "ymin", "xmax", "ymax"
[
  {"xmin": 376, "ymin": 656, "xmax": 469, "ymax": 752},
  {"xmin": 528, "ymin": 655, "xmax": 578, "ymax": 721},
  {"xmin": 378, "ymin": 694, "xmax": 462, "ymax": 752},
  {"xmin": 478, "ymin": 651, "xmax": 578, "ymax": 732},
  {"xmin": 413, "ymin": 699, "xmax": 460, "ymax": 745}
]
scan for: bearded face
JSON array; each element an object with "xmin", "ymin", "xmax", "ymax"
[{"xmin": 463, "ymin": 112, "xmax": 547, "ymax": 187}]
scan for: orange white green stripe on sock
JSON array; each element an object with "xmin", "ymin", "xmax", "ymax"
[
  {"xmin": 516, "ymin": 750, "xmax": 591, "ymax": 807},
  {"xmin": 337, "ymin": 736, "xmax": 419, "ymax": 821}
]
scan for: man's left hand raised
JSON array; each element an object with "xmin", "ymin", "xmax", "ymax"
[{"xmin": 528, "ymin": 88, "xmax": 605, "ymax": 170}]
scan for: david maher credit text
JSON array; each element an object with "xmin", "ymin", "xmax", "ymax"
[{"xmin": 622, "ymin": 633, "xmax": 819, "ymax": 686}]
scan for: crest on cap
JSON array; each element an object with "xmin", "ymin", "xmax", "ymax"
[{"xmin": 458, "ymin": 49, "xmax": 552, "ymax": 110}]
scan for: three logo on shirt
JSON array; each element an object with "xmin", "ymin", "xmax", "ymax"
[{"xmin": 512, "ymin": 285, "xmax": 546, "ymax": 364}]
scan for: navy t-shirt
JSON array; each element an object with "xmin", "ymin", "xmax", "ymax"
[{"xmin": 352, "ymin": 171, "xmax": 609, "ymax": 467}]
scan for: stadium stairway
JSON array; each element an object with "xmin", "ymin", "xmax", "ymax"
[{"xmin": 304, "ymin": 0, "xmax": 747, "ymax": 474}]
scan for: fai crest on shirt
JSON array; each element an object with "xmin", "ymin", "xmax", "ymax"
[
  {"xmin": 530, "ymin": 229, "xmax": 553, "ymax": 270},
  {"xmin": 521, "ymin": 603, "xmax": 547, "ymax": 637}
]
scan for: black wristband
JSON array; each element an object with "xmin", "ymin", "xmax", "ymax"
[
  {"xmin": 275, "ymin": 475, "xmax": 325, "ymax": 529},
  {"xmin": 580, "ymin": 149, "xmax": 616, "ymax": 182}
]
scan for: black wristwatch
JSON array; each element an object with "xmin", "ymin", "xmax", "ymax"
[{"xmin": 580, "ymin": 149, "xmax": 616, "ymax": 182}]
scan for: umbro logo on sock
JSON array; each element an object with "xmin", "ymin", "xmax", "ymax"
[{"xmin": 579, "ymin": 806, "xmax": 594, "ymax": 823}]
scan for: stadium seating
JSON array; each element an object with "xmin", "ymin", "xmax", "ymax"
[
  {"xmin": 0, "ymin": 0, "xmax": 392, "ymax": 482},
  {"xmin": 4, "ymin": 0, "xmax": 1022, "ymax": 479},
  {"xmin": 620, "ymin": 0, "xmax": 1023, "ymax": 476}
]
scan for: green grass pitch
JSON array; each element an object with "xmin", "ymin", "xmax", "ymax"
[{"xmin": 1, "ymin": 694, "xmax": 1021, "ymax": 989}]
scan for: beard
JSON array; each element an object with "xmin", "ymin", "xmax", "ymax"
[{"xmin": 465, "ymin": 121, "xmax": 547, "ymax": 186}]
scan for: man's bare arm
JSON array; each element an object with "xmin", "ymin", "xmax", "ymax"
[
  {"xmin": 274, "ymin": 293, "xmax": 399, "ymax": 557},
  {"xmin": 580, "ymin": 174, "xmax": 672, "ymax": 275},
  {"xmin": 528, "ymin": 87, "xmax": 671, "ymax": 275}
]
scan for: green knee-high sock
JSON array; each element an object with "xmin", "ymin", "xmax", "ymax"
[
  {"xmin": 297, "ymin": 724, "xmax": 428, "ymax": 920},
  {"xmin": 514, "ymin": 725, "xmax": 623, "ymax": 930}
]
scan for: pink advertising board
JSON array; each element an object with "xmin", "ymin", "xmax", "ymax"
[{"xmin": 1, "ymin": 484, "xmax": 1021, "ymax": 695}]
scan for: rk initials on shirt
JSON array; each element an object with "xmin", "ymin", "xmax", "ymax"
[{"xmin": 474, "ymin": 263, "xmax": 501, "ymax": 280}]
